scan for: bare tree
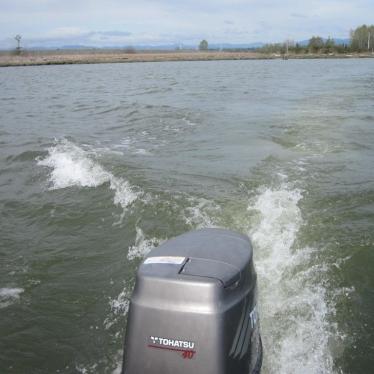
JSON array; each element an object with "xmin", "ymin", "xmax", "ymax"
[{"xmin": 15, "ymin": 34, "xmax": 22, "ymax": 54}]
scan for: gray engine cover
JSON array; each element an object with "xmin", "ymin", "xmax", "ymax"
[{"xmin": 122, "ymin": 228, "xmax": 261, "ymax": 374}]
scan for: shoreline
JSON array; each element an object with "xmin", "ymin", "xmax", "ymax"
[{"xmin": 1, "ymin": 50, "xmax": 373, "ymax": 67}]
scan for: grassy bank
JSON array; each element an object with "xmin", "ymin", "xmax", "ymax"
[{"xmin": 1, "ymin": 49, "xmax": 373, "ymax": 67}]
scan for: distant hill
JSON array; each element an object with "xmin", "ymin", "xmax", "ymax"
[
  {"xmin": 209, "ymin": 43, "xmax": 265, "ymax": 49},
  {"xmin": 45, "ymin": 38, "xmax": 351, "ymax": 50},
  {"xmin": 0, "ymin": 38, "xmax": 351, "ymax": 51}
]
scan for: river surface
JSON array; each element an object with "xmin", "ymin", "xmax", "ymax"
[{"xmin": 0, "ymin": 59, "xmax": 373, "ymax": 374}]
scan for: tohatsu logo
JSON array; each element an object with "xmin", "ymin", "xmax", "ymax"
[
  {"xmin": 150, "ymin": 336, "xmax": 195, "ymax": 349},
  {"xmin": 148, "ymin": 336, "xmax": 196, "ymax": 359}
]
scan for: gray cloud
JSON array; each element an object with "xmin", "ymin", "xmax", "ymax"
[{"xmin": 97, "ymin": 31, "xmax": 132, "ymax": 37}]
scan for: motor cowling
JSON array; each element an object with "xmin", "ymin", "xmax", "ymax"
[{"xmin": 122, "ymin": 228, "xmax": 262, "ymax": 374}]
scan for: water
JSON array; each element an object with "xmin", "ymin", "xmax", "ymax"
[{"xmin": 0, "ymin": 59, "xmax": 373, "ymax": 373}]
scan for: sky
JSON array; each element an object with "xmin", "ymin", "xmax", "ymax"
[{"xmin": 0, "ymin": 0, "xmax": 373, "ymax": 48}]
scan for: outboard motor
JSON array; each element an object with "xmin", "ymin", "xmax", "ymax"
[{"xmin": 122, "ymin": 228, "xmax": 262, "ymax": 374}]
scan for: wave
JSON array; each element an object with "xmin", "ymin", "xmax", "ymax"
[
  {"xmin": 8, "ymin": 150, "xmax": 46, "ymax": 163},
  {"xmin": 104, "ymin": 285, "xmax": 131, "ymax": 331},
  {"xmin": 113, "ymin": 137, "xmax": 153, "ymax": 156},
  {"xmin": 103, "ymin": 180, "xmax": 336, "ymax": 373},
  {"xmin": 248, "ymin": 183, "xmax": 334, "ymax": 374},
  {"xmin": 37, "ymin": 139, "xmax": 140, "ymax": 210},
  {"xmin": 127, "ymin": 226, "xmax": 162, "ymax": 261},
  {"xmin": 0, "ymin": 287, "xmax": 24, "ymax": 309},
  {"xmin": 183, "ymin": 197, "xmax": 220, "ymax": 228}
]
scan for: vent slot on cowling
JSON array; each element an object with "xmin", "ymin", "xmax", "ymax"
[{"xmin": 229, "ymin": 296, "xmax": 253, "ymax": 359}]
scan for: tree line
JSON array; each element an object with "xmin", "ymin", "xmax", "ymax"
[
  {"xmin": 258, "ymin": 37, "xmax": 350, "ymax": 55},
  {"xmin": 258, "ymin": 24, "xmax": 374, "ymax": 54},
  {"xmin": 350, "ymin": 25, "xmax": 374, "ymax": 51}
]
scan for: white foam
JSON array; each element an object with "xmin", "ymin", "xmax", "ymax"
[
  {"xmin": 104, "ymin": 282, "xmax": 137, "ymax": 337},
  {"xmin": 183, "ymin": 197, "xmax": 219, "ymax": 228},
  {"xmin": 248, "ymin": 184, "xmax": 335, "ymax": 374},
  {"xmin": 111, "ymin": 351, "xmax": 124, "ymax": 374},
  {"xmin": 75, "ymin": 363, "xmax": 98, "ymax": 374},
  {"xmin": 127, "ymin": 227, "xmax": 162, "ymax": 261},
  {"xmin": 119, "ymin": 137, "xmax": 134, "ymax": 149},
  {"xmin": 109, "ymin": 288, "xmax": 130, "ymax": 315},
  {"xmin": 0, "ymin": 287, "xmax": 24, "ymax": 309},
  {"xmin": 104, "ymin": 227, "xmax": 163, "ymax": 332},
  {"xmin": 38, "ymin": 139, "xmax": 139, "ymax": 210},
  {"xmin": 104, "ymin": 286, "xmax": 131, "ymax": 330},
  {"xmin": 182, "ymin": 117, "xmax": 197, "ymax": 126},
  {"xmin": 250, "ymin": 187, "xmax": 303, "ymax": 280},
  {"xmin": 113, "ymin": 137, "xmax": 152, "ymax": 156},
  {"xmin": 133, "ymin": 148, "xmax": 151, "ymax": 156}
]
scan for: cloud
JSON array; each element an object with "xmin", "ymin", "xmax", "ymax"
[
  {"xmin": 47, "ymin": 27, "xmax": 89, "ymax": 39},
  {"xmin": 98, "ymin": 31, "xmax": 132, "ymax": 37},
  {"xmin": 291, "ymin": 13, "xmax": 308, "ymax": 19},
  {"xmin": 0, "ymin": 0, "xmax": 373, "ymax": 48},
  {"xmin": 19, "ymin": 29, "xmax": 135, "ymax": 48}
]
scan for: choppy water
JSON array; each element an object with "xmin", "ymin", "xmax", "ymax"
[{"xmin": 0, "ymin": 59, "xmax": 373, "ymax": 374}]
